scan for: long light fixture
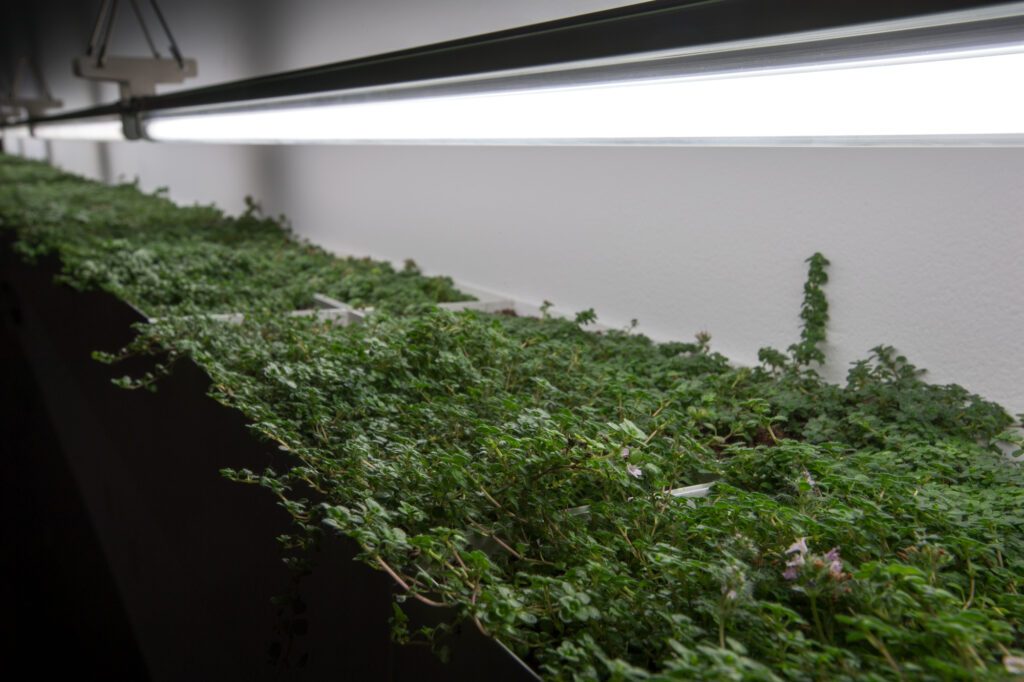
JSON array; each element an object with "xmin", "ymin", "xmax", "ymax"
[
  {"xmin": 1, "ymin": 117, "xmax": 126, "ymax": 141},
  {"xmin": 143, "ymin": 46, "xmax": 1024, "ymax": 145},
  {"xmin": 7, "ymin": 2, "xmax": 1024, "ymax": 147},
  {"xmin": 2, "ymin": 125, "xmax": 32, "ymax": 140},
  {"xmin": 141, "ymin": 2, "xmax": 1024, "ymax": 147},
  {"xmin": 31, "ymin": 117, "xmax": 126, "ymax": 141}
]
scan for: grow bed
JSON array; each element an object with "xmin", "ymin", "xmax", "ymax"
[
  {"xmin": 1, "ymin": 237, "xmax": 536, "ymax": 680},
  {"xmin": 2, "ymin": 154, "xmax": 1022, "ymax": 681}
]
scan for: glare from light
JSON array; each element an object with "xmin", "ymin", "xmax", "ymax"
[
  {"xmin": 144, "ymin": 48, "xmax": 1024, "ymax": 145},
  {"xmin": 31, "ymin": 118, "xmax": 125, "ymax": 141}
]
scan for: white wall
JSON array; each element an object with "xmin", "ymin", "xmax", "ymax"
[{"xmin": 8, "ymin": 1, "xmax": 1024, "ymax": 415}]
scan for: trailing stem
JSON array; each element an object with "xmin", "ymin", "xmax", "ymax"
[{"xmin": 789, "ymin": 252, "xmax": 831, "ymax": 368}]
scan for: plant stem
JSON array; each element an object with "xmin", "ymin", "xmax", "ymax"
[
  {"xmin": 865, "ymin": 632, "xmax": 906, "ymax": 682},
  {"xmin": 809, "ymin": 595, "xmax": 826, "ymax": 644}
]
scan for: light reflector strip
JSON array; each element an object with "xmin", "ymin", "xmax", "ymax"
[{"xmin": 144, "ymin": 46, "xmax": 1024, "ymax": 145}]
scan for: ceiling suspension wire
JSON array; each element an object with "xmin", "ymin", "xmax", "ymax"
[
  {"xmin": 72, "ymin": 0, "xmax": 197, "ymax": 103},
  {"xmin": 148, "ymin": 0, "xmax": 186, "ymax": 69},
  {"xmin": 85, "ymin": 0, "xmax": 114, "ymax": 59},
  {"xmin": 129, "ymin": 0, "xmax": 162, "ymax": 60},
  {"xmin": 95, "ymin": 0, "xmax": 121, "ymax": 67}
]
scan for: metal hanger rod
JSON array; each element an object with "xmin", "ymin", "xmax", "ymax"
[
  {"xmin": 97, "ymin": 0, "xmax": 123, "ymax": 67},
  {"xmin": 149, "ymin": 0, "xmax": 185, "ymax": 68},
  {"xmin": 86, "ymin": 0, "xmax": 114, "ymax": 56},
  {"xmin": 129, "ymin": 0, "xmax": 162, "ymax": 59}
]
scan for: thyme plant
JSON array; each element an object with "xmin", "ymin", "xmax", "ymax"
[
  {"xmin": 2, "ymin": 154, "xmax": 1022, "ymax": 680},
  {"xmin": 0, "ymin": 162, "xmax": 468, "ymax": 314}
]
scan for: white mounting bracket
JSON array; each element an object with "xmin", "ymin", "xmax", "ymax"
[
  {"xmin": 2, "ymin": 57, "xmax": 62, "ymax": 120},
  {"xmin": 73, "ymin": 55, "xmax": 197, "ymax": 100},
  {"xmin": 0, "ymin": 94, "xmax": 64, "ymax": 119},
  {"xmin": 74, "ymin": 0, "xmax": 197, "ymax": 101}
]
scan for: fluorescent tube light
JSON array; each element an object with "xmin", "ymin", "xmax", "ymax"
[
  {"xmin": 31, "ymin": 117, "xmax": 126, "ymax": 141},
  {"xmin": 2, "ymin": 124, "xmax": 32, "ymax": 140},
  {"xmin": 144, "ymin": 45, "xmax": 1024, "ymax": 145},
  {"xmin": 7, "ymin": 3, "xmax": 1024, "ymax": 147}
]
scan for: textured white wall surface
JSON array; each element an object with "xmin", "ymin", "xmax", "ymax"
[{"xmin": 6, "ymin": 1, "xmax": 1024, "ymax": 414}]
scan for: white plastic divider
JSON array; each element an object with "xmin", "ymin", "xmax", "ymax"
[
  {"xmin": 437, "ymin": 298, "xmax": 517, "ymax": 314},
  {"xmin": 141, "ymin": 286, "xmax": 718, "ymax": 502},
  {"xmin": 308, "ymin": 292, "xmax": 365, "ymax": 325},
  {"xmin": 142, "ymin": 291, "xmax": 523, "ymax": 325},
  {"xmin": 439, "ymin": 281, "xmax": 618, "ymax": 332},
  {"xmin": 998, "ymin": 426, "xmax": 1024, "ymax": 462},
  {"xmin": 138, "ymin": 278, "xmax": 615, "ymax": 332},
  {"xmin": 565, "ymin": 481, "xmax": 717, "ymax": 518},
  {"xmin": 143, "ymin": 292, "xmax": 365, "ymax": 326},
  {"xmin": 309, "ymin": 289, "xmax": 521, "ymax": 322},
  {"xmin": 668, "ymin": 481, "xmax": 718, "ymax": 499}
]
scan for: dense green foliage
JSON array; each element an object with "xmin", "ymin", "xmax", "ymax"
[
  {"xmin": 3, "ymin": 154, "xmax": 1023, "ymax": 680},
  {"xmin": 0, "ymin": 160, "xmax": 468, "ymax": 314}
]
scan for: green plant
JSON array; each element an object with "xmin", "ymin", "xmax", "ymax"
[
  {"xmin": 0, "ymin": 160, "xmax": 470, "ymax": 315},
  {"xmin": 3, "ymin": 154, "xmax": 1022, "ymax": 681}
]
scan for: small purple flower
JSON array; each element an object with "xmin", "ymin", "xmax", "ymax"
[
  {"xmin": 626, "ymin": 463, "xmax": 643, "ymax": 479},
  {"xmin": 783, "ymin": 537, "xmax": 809, "ymax": 580},
  {"xmin": 829, "ymin": 560, "xmax": 843, "ymax": 578},
  {"xmin": 824, "ymin": 547, "xmax": 841, "ymax": 562},
  {"xmin": 786, "ymin": 537, "xmax": 808, "ymax": 555},
  {"xmin": 782, "ymin": 552, "xmax": 805, "ymax": 580},
  {"xmin": 620, "ymin": 447, "xmax": 630, "ymax": 459},
  {"xmin": 802, "ymin": 470, "xmax": 817, "ymax": 487}
]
